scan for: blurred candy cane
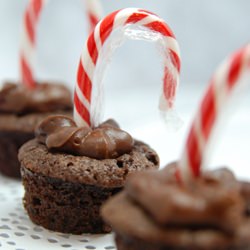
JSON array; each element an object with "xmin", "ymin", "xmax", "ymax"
[
  {"xmin": 74, "ymin": 8, "xmax": 181, "ymax": 127},
  {"xmin": 179, "ymin": 44, "xmax": 250, "ymax": 182},
  {"xmin": 85, "ymin": 0, "xmax": 102, "ymax": 31},
  {"xmin": 20, "ymin": 0, "xmax": 102, "ymax": 89},
  {"xmin": 20, "ymin": 0, "xmax": 47, "ymax": 88}
]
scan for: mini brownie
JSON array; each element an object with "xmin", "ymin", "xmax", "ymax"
[
  {"xmin": 102, "ymin": 163, "xmax": 250, "ymax": 250},
  {"xmin": 0, "ymin": 82, "xmax": 72, "ymax": 178},
  {"xmin": 18, "ymin": 116, "xmax": 159, "ymax": 234}
]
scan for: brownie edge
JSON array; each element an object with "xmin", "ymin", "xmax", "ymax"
[
  {"xmin": 21, "ymin": 166, "xmax": 121, "ymax": 234},
  {"xmin": 0, "ymin": 131, "xmax": 33, "ymax": 178},
  {"xmin": 18, "ymin": 139, "xmax": 159, "ymax": 187}
]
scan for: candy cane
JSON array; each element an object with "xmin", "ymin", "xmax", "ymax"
[
  {"xmin": 74, "ymin": 8, "xmax": 181, "ymax": 127},
  {"xmin": 20, "ymin": 0, "xmax": 47, "ymax": 89},
  {"xmin": 20, "ymin": 0, "xmax": 102, "ymax": 89},
  {"xmin": 179, "ymin": 44, "xmax": 250, "ymax": 182}
]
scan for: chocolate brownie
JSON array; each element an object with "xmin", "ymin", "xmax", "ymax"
[
  {"xmin": 0, "ymin": 82, "xmax": 72, "ymax": 178},
  {"xmin": 19, "ymin": 116, "xmax": 159, "ymax": 234},
  {"xmin": 240, "ymin": 181, "xmax": 250, "ymax": 216},
  {"xmin": 102, "ymin": 163, "xmax": 250, "ymax": 250}
]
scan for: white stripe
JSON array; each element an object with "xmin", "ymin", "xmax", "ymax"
[
  {"xmin": 73, "ymin": 107, "xmax": 90, "ymax": 127},
  {"xmin": 93, "ymin": 21, "xmax": 102, "ymax": 53},
  {"xmin": 162, "ymin": 36, "xmax": 181, "ymax": 58},
  {"xmin": 158, "ymin": 93, "xmax": 168, "ymax": 111},
  {"xmin": 113, "ymin": 8, "xmax": 139, "ymax": 29},
  {"xmin": 178, "ymin": 151, "xmax": 194, "ymax": 183},
  {"xmin": 246, "ymin": 44, "xmax": 250, "ymax": 60},
  {"xmin": 213, "ymin": 60, "xmax": 229, "ymax": 117},
  {"xmin": 194, "ymin": 114, "xmax": 205, "ymax": 164},
  {"xmin": 241, "ymin": 45, "xmax": 250, "ymax": 71},
  {"xmin": 75, "ymin": 83, "xmax": 90, "ymax": 111},
  {"xmin": 20, "ymin": 25, "xmax": 35, "ymax": 69},
  {"xmin": 81, "ymin": 41, "xmax": 96, "ymax": 83},
  {"xmin": 42, "ymin": 0, "xmax": 49, "ymax": 5}
]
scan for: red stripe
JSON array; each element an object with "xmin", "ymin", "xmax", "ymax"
[
  {"xmin": 74, "ymin": 91, "xmax": 91, "ymax": 126},
  {"xmin": 163, "ymin": 66, "xmax": 175, "ymax": 108},
  {"xmin": 20, "ymin": 55, "xmax": 35, "ymax": 88},
  {"xmin": 126, "ymin": 12, "xmax": 148, "ymax": 24},
  {"xmin": 200, "ymin": 82, "xmax": 216, "ymax": 140},
  {"xmin": 145, "ymin": 21, "xmax": 174, "ymax": 38},
  {"xmin": 169, "ymin": 49, "xmax": 181, "ymax": 72},
  {"xmin": 174, "ymin": 168, "xmax": 182, "ymax": 184},
  {"xmin": 25, "ymin": 11, "xmax": 35, "ymax": 44},
  {"xmin": 32, "ymin": 0, "xmax": 43, "ymax": 22},
  {"xmin": 227, "ymin": 47, "xmax": 245, "ymax": 89},
  {"xmin": 99, "ymin": 10, "xmax": 119, "ymax": 44},
  {"xmin": 87, "ymin": 32, "xmax": 98, "ymax": 64},
  {"xmin": 186, "ymin": 125, "xmax": 201, "ymax": 178},
  {"xmin": 77, "ymin": 61, "xmax": 92, "ymax": 102},
  {"xmin": 88, "ymin": 13, "xmax": 99, "ymax": 31}
]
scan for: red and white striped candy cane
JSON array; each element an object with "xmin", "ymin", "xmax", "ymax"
[
  {"xmin": 20, "ymin": 0, "xmax": 102, "ymax": 89},
  {"xmin": 74, "ymin": 8, "xmax": 181, "ymax": 127},
  {"xmin": 179, "ymin": 44, "xmax": 250, "ymax": 182},
  {"xmin": 20, "ymin": 0, "xmax": 47, "ymax": 89}
]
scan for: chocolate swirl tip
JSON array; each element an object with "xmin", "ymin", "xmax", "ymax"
[{"xmin": 36, "ymin": 115, "xmax": 134, "ymax": 159}]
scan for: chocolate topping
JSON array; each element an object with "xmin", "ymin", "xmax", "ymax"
[
  {"xmin": 102, "ymin": 164, "xmax": 250, "ymax": 248},
  {"xmin": 125, "ymin": 163, "xmax": 244, "ymax": 235},
  {"xmin": 36, "ymin": 115, "xmax": 134, "ymax": 159},
  {"xmin": 0, "ymin": 82, "xmax": 72, "ymax": 114}
]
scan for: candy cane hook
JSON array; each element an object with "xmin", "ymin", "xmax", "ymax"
[{"xmin": 74, "ymin": 8, "xmax": 181, "ymax": 128}]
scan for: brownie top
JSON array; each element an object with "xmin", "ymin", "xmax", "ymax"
[
  {"xmin": 0, "ymin": 82, "xmax": 72, "ymax": 114},
  {"xmin": 101, "ymin": 163, "xmax": 250, "ymax": 249},
  {"xmin": 18, "ymin": 139, "xmax": 159, "ymax": 187},
  {"xmin": 36, "ymin": 116, "xmax": 134, "ymax": 159}
]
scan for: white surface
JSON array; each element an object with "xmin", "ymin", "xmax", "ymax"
[{"xmin": 0, "ymin": 176, "xmax": 116, "ymax": 250}]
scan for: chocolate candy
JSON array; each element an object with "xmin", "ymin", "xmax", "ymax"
[{"xmin": 36, "ymin": 115, "xmax": 134, "ymax": 159}]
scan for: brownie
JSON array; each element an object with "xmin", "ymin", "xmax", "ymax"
[
  {"xmin": 240, "ymin": 181, "xmax": 250, "ymax": 216},
  {"xmin": 0, "ymin": 82, "xmax": 72, "ymax": 178},
  {"xmin": 102, "ymin": 164, "xmax": 250, "ymax": 250},
  {"xmin": 18, "ymin": 117, "xmax": 159, "ymax": 234},
  {"xmin": 21, "ymin": 167, "xmax": 121, "ymax": 234}
]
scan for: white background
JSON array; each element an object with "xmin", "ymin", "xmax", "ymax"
[{"xmin": 0, "ymin": 0, "xmax": 250, "ymax": 179}]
